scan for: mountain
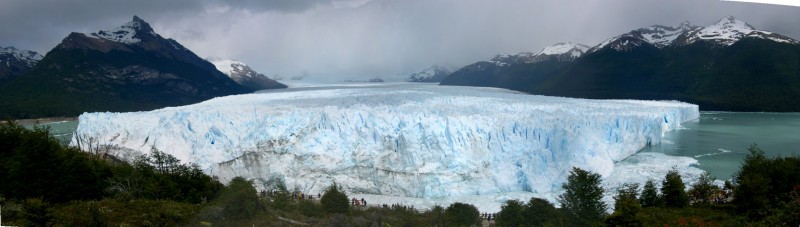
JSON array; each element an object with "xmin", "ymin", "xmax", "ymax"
[
  {"xmin": 587, "ymin": 22, "xmax": 697, "ymax": 53},
  {"xmin": 440, "ymin": 42, "xmax": 589, "ymax": 90},
  {"xmin": 407, "ymin": 65, "xmax": 452, "ymax": 82},
  {"xmin": 441, "ymin": 16, "xmax": 800, "ymax": 112},
  {"xmin": 208, "ymin": 58, "xmax": 287, "ymax": 90},
  {"xmin": 673, "ymin": 16, "xmax": 799, "ymax": 46},
  {"xmin": 0, "ymin": 46, "xmax": 43, "ymax": 84},
  {"xmin": 0, "ymin": 16, "xmax": 257, "ymax": 119}
]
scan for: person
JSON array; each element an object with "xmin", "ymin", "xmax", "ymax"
[{"xmin": 361, "ymin": 198, "xmax": 366, "ymax": 206}]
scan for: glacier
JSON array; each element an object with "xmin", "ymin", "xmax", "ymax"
[{"xmin": 72, "ymin": 84, "xmax": 699, "ymax": 209}]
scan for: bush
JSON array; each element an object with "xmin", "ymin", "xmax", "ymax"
[
  {"xmin": 688, "ymin": 172, "xmax": 719, "ymax": 205},
  {"xmin": 21, "ymin": 198, "xmax": 53, "ymax": 227},
  {"xmin": 320, "ymin": 183, "xmax": 349, "ymax": 214}
]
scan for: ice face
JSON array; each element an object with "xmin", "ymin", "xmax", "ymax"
[{"xmin": 72, "ymin": 84, "xmax": 699, "ymax": 202}]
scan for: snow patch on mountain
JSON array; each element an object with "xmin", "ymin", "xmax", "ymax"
[
  {"xmin": 408, "ymin": 65, "xmax": 452, "ymax": 82},
  {"xmin": 86, "ymin": 16, "xmax": 156, "ymax": 44},
  {"xmin": 0, "ymin": 46, "xmax": 43, "ymax": 67},
  {"xmin": 590, "ymin": 22, "xmax": 697, "ymax": 52},
  {"xmin": 680, "ymin": 16, "xmax": 799, "ymax": 46},
  {"xmin": 72, "ymin": 84, "xmax": 699, "ymax": 203},
  {"xmin": 208, "ymin": 58, "xmax": 247, "ymax": 77},
  {"xmin": 537, "ymin": 42, "xmax": 589, "ymax": 57}
]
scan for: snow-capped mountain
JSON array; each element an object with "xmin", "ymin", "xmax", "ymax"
[
  {"xmin": 588, "ymin": 22, "xmax": 697, "ymax": 53},
  {"xmin": 407, "ymin": 65, "xmax": 452, "ymax": 82},
  {"xmin": 0, "ymin": 16, "xmax": 260, "ymax": 118},
  {"xmin": 442, "ymin": 16, "xmax": 800, "ymax": 112},
  {"xmin": 0, "ymin": 46, "xmax": 43, "ymax": 82},
  {"xmin": 208, "ymin": 58, "xmax": 287, "ymax": 90},
  {"xmin": 484, "ymin": 42, "xmax": 590, "ymax": 67},
  {"xmin": 88, "ymin": 16, "xmax": 157, "ymax": 44},
  {"xmin": 528, "ymin": 42, "xmax": 590, "ymax": 63},
  {"xmin": 674, "ymin": 16, "xmax": 799, "ymax": 46}
]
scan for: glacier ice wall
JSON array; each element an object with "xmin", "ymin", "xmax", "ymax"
[{"xmin": 72, "ymin": 84, "xmax": 699, "ymax": 198}]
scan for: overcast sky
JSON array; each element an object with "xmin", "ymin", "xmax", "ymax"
[{"xmin": 1, "ymin": 0, "xmax": 799, "ymax": 81}]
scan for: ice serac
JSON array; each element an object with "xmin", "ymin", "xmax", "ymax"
[{"xmin": 72, "ymin": 84, "xmax": 699, "ymax": 199}]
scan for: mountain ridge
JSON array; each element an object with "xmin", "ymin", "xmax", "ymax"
[
  {"xmin": 441, "ymin": 16, "xmax": 800, "ymax": 112},
  {"xmin": 0, "ymin": 16, "xmax": 265, "ymax": 119}
]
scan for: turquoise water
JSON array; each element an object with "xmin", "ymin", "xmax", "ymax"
[
  {"xmin": 23, "ymin": 120, "xmax": 79, "ymax": 144},
  {"xmin": 639, "ymin": 112, "xmax": 800, "ymax": 180}
]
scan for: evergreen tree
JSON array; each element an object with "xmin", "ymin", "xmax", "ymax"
[
  {"xmin": 320, "ymin": 183, "xmax": 349, "ymax": 214},
  {"xmin": 444, "ymin": 202, "xmax": 480, "ymax": 226},
  {"xmin": 524, "ymin": 197, "xmax": 561, "ymax": 226},
  {"xmin": 495, "ymin": 199, "xmax": 525, "ymax": 227},
  {"xmin": 605, "ymin": 183, "xmax": 642, "ymax": 226},
  {"xmin": 217, "ymin": 177, "xmax": 259, "ymax": 220},
  {"xmin": 558, "ymin": 167, "xmax": 607, "ymax": 225},
  {"xmin": 661, "ymin": 169, "xmax": 688, "ymax": 208},
  {"xmin": 639, "ymin": 180, "xmax": 660, "ymax": 207},
  {"xmin": 688, "ymin": 172, "xmax": 719, "ymax": 205}
]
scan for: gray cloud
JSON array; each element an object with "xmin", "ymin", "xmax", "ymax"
[{"xmin": 1, "ymin": 0, "xmax": 799, "ymax": 81}]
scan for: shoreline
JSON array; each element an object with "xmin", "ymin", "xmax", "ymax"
[{"xmin": 5, "ymin": 117, "xmax": 79, "ymax": 125}]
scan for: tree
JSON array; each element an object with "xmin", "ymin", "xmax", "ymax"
[
  {"xmin": 661, "ymin": 169, "xmax": 688, "ymax": 208},
  {"xmin": 639, "ymin": 180, "xmax": 660, "ymax": 207},
  {"xmin": 558, "ymin": 167, "xmax": 607, "ymax": 225},
  {"xmin": 733, "ymin": 144, "xmax": 800, "ymax": 219},
  {"xmin": 444, "ymin": 202, "xmax": 480, "ymax": 226},
  {"xmin": 605, "ymin": 183, "xmax": 642, "ymax": 226},
  {"xmin": 524, "ymin": 197, "xmax": 561, "ymax": 226},
  {"xmin": 217, "ymin": 177, "xmax": 259, "ymax": 220},
  {"xmin": 688, "ymin": 172, "xmax": 719, "ymax": 205},
  {"xmin": 320, "ymin": 183, "xmax": 349, "ymax": 214},
  {"xmin": 495, "ymin": 199, "xmax": 525, "ymax": 227},
  {"xmin": 21, "ymin": 198, "xmax": 53, "ymax": 227}
]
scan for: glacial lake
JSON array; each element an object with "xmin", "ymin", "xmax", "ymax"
[
  {"xmin": 30, "ymin": 112, "xmax": 800, "ymax": 181},
  {"xmin": 635, "ymin": 112, "xmax": 800, "ymax": 181}
]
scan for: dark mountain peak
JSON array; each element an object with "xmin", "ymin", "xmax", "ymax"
[
  {"xmin": 85, "ymin": 15, "xmax": 158, "ymax": 44},
  {"xmin": 0, "ymin": 46, "xmax": 43, "ymax": 82}
]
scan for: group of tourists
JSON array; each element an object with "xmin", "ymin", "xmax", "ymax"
[{"xmin": 351, "ymin": 197, "xmax": 368, "ymax": 206}]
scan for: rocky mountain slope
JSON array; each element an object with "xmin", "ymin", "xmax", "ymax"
[
  {"xmin": 208, "ymin": 58, "xmax": 286, "ymax": 90},
  {"xmin": 441, "ymin": 16, "xmax": 800, "ymax": 111},
  {"xmin": 407, "ymin": 65, "xmax": 452, "ymax": 82},
  {"xmin": 0, "ymin": 46, "xmax": 42, "ymax": 84},
  {"xmin": 0, "ymin": 16, "xmax": 260, "ymax": 119}
]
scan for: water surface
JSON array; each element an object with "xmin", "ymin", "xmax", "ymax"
[{"xmin": 638, "ymin": 112, "xmax": 800, "ymax": 180}]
